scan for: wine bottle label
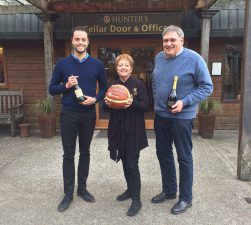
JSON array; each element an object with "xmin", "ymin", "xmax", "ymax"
[{"xmin": 75, "ymin": 89, "xmax": 84, "ymax": 98}]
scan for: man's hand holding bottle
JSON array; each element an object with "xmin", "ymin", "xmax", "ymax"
[
  {"xmin": 66, "ymin": 75, "xmax": 79, "ymax": 89},
  {"xmin": 66, "ymin": 74, "xmax": 96, "ymax": 105},
  {"xmin": 81, "ymin": 96, "xmax": 97, "ymax": 106}
]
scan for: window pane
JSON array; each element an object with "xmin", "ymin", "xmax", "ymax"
[
  {"xmin": 0, "ymin": 47, "xmax": 4, "ymax": 83},
  {"xmin": 223, "ymin": 44, "xmax": 242, "ymax": 101},
  {"xmin": 97, "ymin": 47, "xmax": 122, "ymax": 119},
  {"xmin": 130, "ymin": 47, "xmax": 154, "ymax": 119}
]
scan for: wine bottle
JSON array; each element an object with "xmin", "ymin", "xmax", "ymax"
[
  {"xmin": 167, "ymin": 76, "xmax": 179, "ymax": 109},
  {"xmin": 74, "ymin": 84, "xmax": 86, "ymax": 103}
]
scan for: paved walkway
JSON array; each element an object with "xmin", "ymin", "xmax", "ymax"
[{"xmin": 0, "ymin": 130, "xmax": 250, "ymax": 225}]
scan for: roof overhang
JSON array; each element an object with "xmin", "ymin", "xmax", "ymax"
[
  {"xmin": 0, "ymin": 0, "xmax": 219, "ymax": 14},
  {"xmin": 48, "ymin": 0, "xmax": 218, "ymax": 13}
]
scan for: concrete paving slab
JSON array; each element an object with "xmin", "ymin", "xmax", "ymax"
[{"xmin": 0, "ymin": 130, "xmax": 250, "ymax": 225}]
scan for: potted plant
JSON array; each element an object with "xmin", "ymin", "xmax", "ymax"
[
  {"xmin": 197, "ymin": 98, "xmax": 222, "ymax": 138},
  {"xmin": 32, "ymin": 96, "xmax": 56, "ymax": 138}
]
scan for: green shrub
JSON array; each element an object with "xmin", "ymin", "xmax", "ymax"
[
  {"xmin": 199, "ymin": 98, "xmax": 222, "ymax": 115},
  {"xmin": 32, "ymin": 97, "xmax": 55, "ymax": 115}
]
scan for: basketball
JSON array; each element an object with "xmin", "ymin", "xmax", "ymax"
[{"xmin": 105, "ymin": 84, "xmax": 131, "ymax": 109}]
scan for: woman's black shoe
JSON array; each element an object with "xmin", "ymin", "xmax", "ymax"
[
  {"xmin": 77, "ymin": 189, "xmax": 95, "ymax": 202},
  {"xmin": 127, "ymin": 199, "xmax": 142, "ymax": 217},
  {"xmin": 116, "ymin": 190, "xmax": 131, "ymax": 201},
  {"xmin": 58, "ymin": 195, "xmax": 73, "ymax": 212}
]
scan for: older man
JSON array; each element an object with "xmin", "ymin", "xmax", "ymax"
[{"xmin": 151, "ymin": 25, "xmax": 213, "ymax": 214}]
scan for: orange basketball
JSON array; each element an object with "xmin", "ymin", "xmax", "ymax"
[{"xmin": 105, "ymin": 84, "xmax": 131, "ymax": 109}]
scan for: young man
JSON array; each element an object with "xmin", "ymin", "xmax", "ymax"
[
  {"xmin": 49, "ymin": 26, "xmax": 107, "ymax": 212},
  {"xmin": 151, "ymin": 25, "xmax": 213, "ymax": 214}
]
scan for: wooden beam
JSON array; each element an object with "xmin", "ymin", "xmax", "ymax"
[
  {"xmin": 0, "ymin": 5, "xmax": 41, "ymax": 14},
  {"xmin": 49, "ymin": 1, "xmax": 198, "ymax": 13},
  {"xmin": 196, "ymin": 0, "xmax": 218, "ymax": 9},
  {"xmin": 25, "ymin": 0, "xmax": 49, "ymax": 12},
  {"xmin": 196, "ymin": 0, "xmax": 207, "ymax": 8}
]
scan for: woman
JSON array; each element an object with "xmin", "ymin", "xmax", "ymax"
[{"xmin": 104, "ymin": 54, "xmax": 149, "ymax": 217}]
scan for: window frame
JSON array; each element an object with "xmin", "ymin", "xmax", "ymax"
[
  {"xmin": 0, "ymin": 45, "xmax": 8, "ymax": 89},
  {"xmin": 222, "ymin": 43, "xmax": 242, "ymax": 103}
]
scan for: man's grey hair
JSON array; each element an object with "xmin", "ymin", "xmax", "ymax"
[{"xmin": 162, "ymin": 25, "xmax": 184, "ymax": 38}]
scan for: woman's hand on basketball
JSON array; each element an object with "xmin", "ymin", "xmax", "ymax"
[
  {"xmin": 104, "ymin": 97, "xmax": 111, "ymax": 107},
  {"xmin": 124, "ymin": 95, "xmax": 133, "ymax": 108}
]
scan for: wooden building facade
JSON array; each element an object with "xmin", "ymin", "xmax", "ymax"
[{"xmin": 0, "ymin": 0, "xmax": 244, "ymax": 130}]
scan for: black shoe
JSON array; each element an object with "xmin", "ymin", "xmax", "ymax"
[
  {"xmin": 116, "ymin": 190, "xmax": 131, "ymax": 201},
  {"xmin": 58, "ymin": 195, "xmax": 73, "ymax": 212},
  {"xmin": 77, "ymin": 189, "xmax": 95, "ymax": 202},
  {"xmin": 127, "ymin": 199, "xmax": 142, "ymax": 217},
  {"xmin": 151, "ymin": 191, "xmax": 176, "ymax": 203},
  {"xmin": 171, "ymin": 200, "xmax": 192, "ymax": 215}
]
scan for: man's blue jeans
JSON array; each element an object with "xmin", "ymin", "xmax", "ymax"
[{"xmin": 154, "ymin": 115, "xmax": 194, "ymax": 203}]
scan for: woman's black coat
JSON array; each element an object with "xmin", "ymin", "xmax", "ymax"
[{"xmin": 106, "ymin": 76, "xmax": 149, "ymax": 162}]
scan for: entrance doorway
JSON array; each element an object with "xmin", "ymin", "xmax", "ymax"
[{"xmin": 92, "ymin": 39, "xmax": 161, "ymax": 129}]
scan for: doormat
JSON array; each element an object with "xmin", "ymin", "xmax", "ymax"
[
  {"xmin": 95, "ymin": 130, "xmax": 107, "ymax": 138},
  {"xmin": 95, "ymin": 130, "xmax": 155, "ymax": 139}
]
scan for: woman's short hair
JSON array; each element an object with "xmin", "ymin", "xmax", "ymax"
[{"xmin": 115, "ymin": 54, "xmax": 134, "ymax": 68}]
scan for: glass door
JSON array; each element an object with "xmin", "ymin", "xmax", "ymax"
[
  {"xmin": 91, "ymin": 39, "xmax": 161, "ymax": 129},
  {"xmin": 128, "ymin": 46, "xmax": 155, "ymax": 120},
  {"xmin": 97, "ymin": 46, "xmax": 122, "ymax": 121}
]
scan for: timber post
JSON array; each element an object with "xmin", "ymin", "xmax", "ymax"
[
  {"xmin": 197, "ymin": 9, "xmax": 218, "ymax": 65},
  {"xmin": 237, "ymin": 0, "xmax": 251, "ymax": 181},
  {"xmin": 37, "ymin": 13, "xmax": 57, "ymax": 98}
]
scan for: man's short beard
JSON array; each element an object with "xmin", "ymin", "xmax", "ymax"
[
  {"xmin": 75, "ymin": 49, "xmax": 86, "ymax": 54},
  {"xmin": 72, "ymin": 45, "xmax": 87, "ymax": 54}
]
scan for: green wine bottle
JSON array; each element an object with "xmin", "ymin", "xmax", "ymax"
[{"xmin": 167, "ymin": 76, "xmax": 179, "ymax": 109}]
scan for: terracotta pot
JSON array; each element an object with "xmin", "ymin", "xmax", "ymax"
[
  {"xmin": 197, "ymin": 116, "xmax": 202, "ymax": 136},
  {"xmin": 197, "ymin": 114, "xmax": 216, "ymax": 138},
  {"xmin": 19, "ymin": 123, "xmax": 30, "ymax": 137},
  {"xmin": 38, "ymin": 113, "xmax": 56, "ymax": 138}
]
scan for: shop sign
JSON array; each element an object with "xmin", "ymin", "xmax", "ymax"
[{"xmin": 72, "ymin": 12, "xmax": 181, "ymax": 35}]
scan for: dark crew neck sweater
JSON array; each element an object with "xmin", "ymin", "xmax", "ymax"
[{"xmin": 49, "ymin": 54, "xmax": 107, "ymax": 111}]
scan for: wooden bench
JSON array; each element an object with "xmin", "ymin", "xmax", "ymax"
[{"xmin": 0, "ymin": 90, "xmax": 24, "ymax": 137}]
